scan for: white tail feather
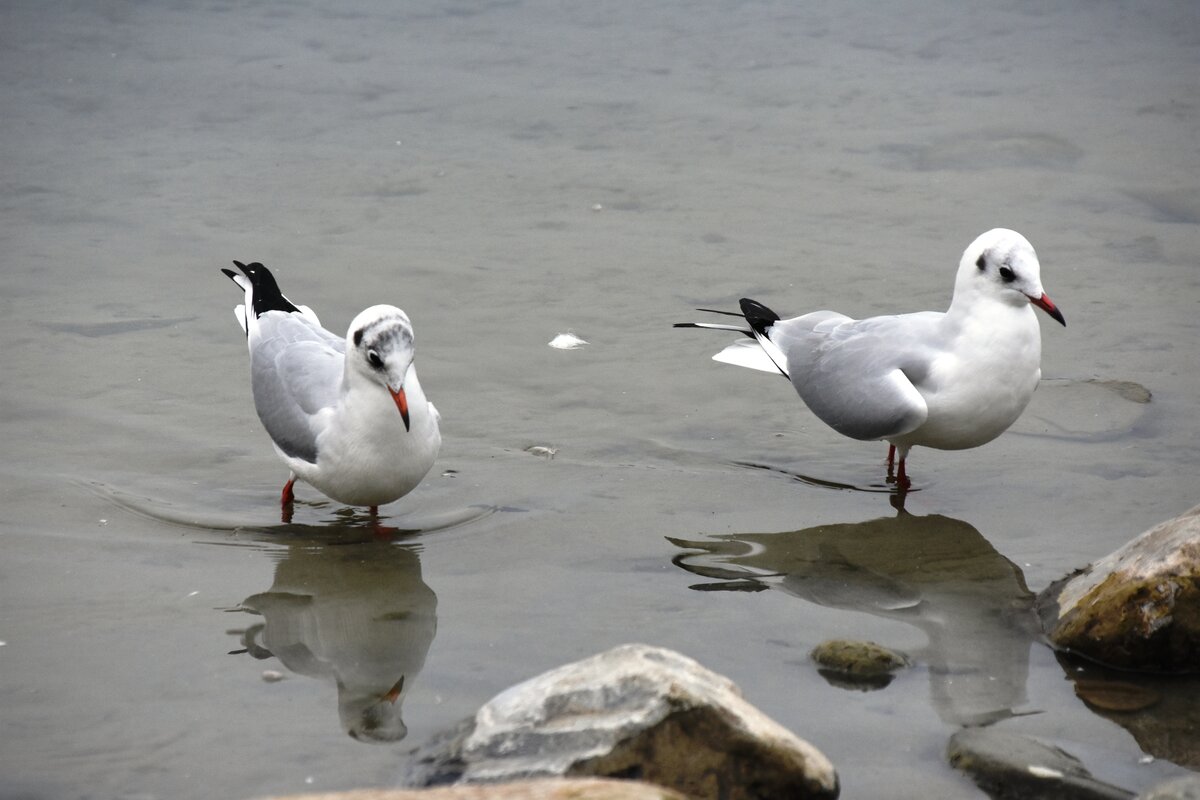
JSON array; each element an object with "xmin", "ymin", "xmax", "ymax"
[
  {"xmin": 686, "ymin": 322, "xmax": 748, "ymax": 333},
  {"xmin": 712, "ymin": 338, "xmax": 786, "ymax": 375}
]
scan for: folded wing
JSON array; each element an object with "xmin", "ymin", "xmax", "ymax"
[
  {"xmin": 772, "ymin": 313, "xmax": 935, "ymax": 442},
  {"xmin": 249, "ymin": 312, "xmax": 346, "ymax": 464}
]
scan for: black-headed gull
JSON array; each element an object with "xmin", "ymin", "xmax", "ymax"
[
  {"xmin": 221, "ymin": 261, "xmax": 440, "ymax": 517},
  {"xmin": 676, "ymin": 228, "xmax": 1065, "ymax": 487}
]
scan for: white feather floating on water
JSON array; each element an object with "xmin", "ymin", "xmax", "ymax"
[{"xmin": 548, "ymin": 332, "xmax": 589, "ymax": 350}]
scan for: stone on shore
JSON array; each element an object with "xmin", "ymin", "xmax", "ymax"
[
  {"xmin": 947, "ymin": 729, "xmax": 1134, "ymax": 800},
  {"xmin": 1037, "ymin": 504, "xmax": 1200, "ymax": 672},
  {"xmin": 403, "ymin": 643, "xmax": 839, "ymax": 800},
  {"xmin": 259, "ymin": 777, "xmax": 686, "ymax": 800}
]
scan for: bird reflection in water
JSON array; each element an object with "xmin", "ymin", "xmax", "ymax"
[
  {"xmin": 670, "ymin": 511, "xmax": 1039, "ymax": 727},
  {"xmin": 230, "ymin": 537, "xmax": 436, "ymax": 742}
]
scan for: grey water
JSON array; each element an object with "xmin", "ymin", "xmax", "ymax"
[{"xmin": 2, "ymin": 2, "xmax": 1199, "ymax": 798}]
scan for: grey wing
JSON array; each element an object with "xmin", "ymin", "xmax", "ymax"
[
  {"xmin": 249, "ymin": 313, "xmax": 346, "ymax": 463},
  {"xmin": 774, "ymin": 314, "xmax": 933, "ymax": 441}
]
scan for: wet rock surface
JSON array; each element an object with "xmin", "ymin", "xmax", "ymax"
[
  {"xmin": 1037, "ymin": 503, "xmax": 1200, "ymax": 672},
  {"xmin": 402, "ymin": 644, "xmax": 839, "ymax": 800},
  {"xmin": 947, "ymin": 728, "xmax": 1134, "ymax": 800},
  {"xmin": 260, "ymin": 778, "xmax": 688, "ymax": 800},
  {"xmin": 810, "ymin": 639, "xmax": 910, "ymax": 690}
]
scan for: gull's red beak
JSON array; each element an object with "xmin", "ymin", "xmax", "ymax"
[
  {"xmin": 1029, "ymin": 292, "xmax": 1066, "ymax": 327},
  {"xmin": 389, "ymin": 385, "xmax": 410, "ymax": 431}
]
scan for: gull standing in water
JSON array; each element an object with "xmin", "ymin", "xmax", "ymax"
[
  {"xmin": 221, "ymin": 261, "xmax": 440, "ymax": 519},
  {"xmin": 676, "ymin": 229, "xmax": 1065, "ymax": 488}
]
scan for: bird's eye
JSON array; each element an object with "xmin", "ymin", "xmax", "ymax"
[
  {"xmin": 976, "ymin": 255, "xmax": 986, "ymax": 270},
  {"xmin": 367, "ymin": 350, "xmax": 383, "ymax": 369},
  {"xmin": 998, "ymin": 266, "xmax": 1016, "ymax": 283}
]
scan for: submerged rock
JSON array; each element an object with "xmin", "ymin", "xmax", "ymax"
[
  {"xmin": 810, "ymin": 639, "xmax": 910, "ymax": 690},
  {"xmin": 1037, "ymin": 504, "xmax": 1200, "ymax": 672},
  {"xmin": 1136, "ymin": 775, "xmax": 1200, "ymax": 800},
  {"xmin": 947, "ymin": 729, "xmax": 1133, "ymax": 800},
  {"xmin": 1057, "ymin": 655, "xmax": 1200, "ymax": 770},
  {"xmin": 403, "ymin": 643, "xmax": 839, "ymax": 800},
  {"xmin": 1072, "ymin": 678, "xmax": 1160, "ymax": 712},
  {"xmin": 671, "ymin": 512, "xmax": 1038, "ymax": 726}
]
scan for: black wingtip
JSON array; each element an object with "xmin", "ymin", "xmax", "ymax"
[{"xmin": 739, "ymin": 298, "xmax": 780, "ymax": 337}]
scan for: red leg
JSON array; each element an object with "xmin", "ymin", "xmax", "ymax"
[
  {"xmin": 368, "ymin": 506, "xmax": 398, "ymax": 538},
  {"xmin": 886, "ymin": 446, "xmax": 911, "ymax": 491},
  {"xmin": 280, "ymin": 476, "xmax": 296, "ymax": 524}
]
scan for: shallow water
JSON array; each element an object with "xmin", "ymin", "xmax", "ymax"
[{"xmin": 2, "ymin": 2, "xmax": 1199, "ymax": 798}]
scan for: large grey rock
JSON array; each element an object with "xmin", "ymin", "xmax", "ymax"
[
  {"xmin": 1037, "ymin": 504, "xmax": 1200, "ymax": 672},
  {"xmin": 404, "ymin": 644, "xmax": 839, "ymax": 800},
  {"xmin": 947, "ymin": 729, "xmax": 1133, "ymax": 800},
  {"xmin": 259, "ymin": 777, "xmax": 687, "ymax": 800}
]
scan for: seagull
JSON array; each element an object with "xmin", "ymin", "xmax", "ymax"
[
  {"xmin": 675, "ymin": 228, "xmax": 1065, "ymax": 488},
  {"xmin": 221, "ymin": 261, "xmax": 440, "ymax": 518}
]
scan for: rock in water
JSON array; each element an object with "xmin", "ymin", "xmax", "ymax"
[
  {"xmin": 261, "ymin": 777, "xmax": 688, "ymax": 799},
  {"xmin": 810, "ymin": 639, "xmax": 910, "ymax": 690},
  {"xmin": 947, "ymin": 729, "xmax": 1133, "ymax": 800},
  {"xmin": 403, "ymin": 643, "xmax": 839, "ymax": 800},
  {"xmin": 1037, "ymin": 504, "xmax": 1200, "ymax": 672},
  {"xmin": 1136, "ymin": 775, "xmax": 1200, "ymax": 800}
]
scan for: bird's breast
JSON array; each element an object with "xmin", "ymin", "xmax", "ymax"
[{"xmin": 905, "ymin": 312, "xmax": 1042, "ymax": 450}]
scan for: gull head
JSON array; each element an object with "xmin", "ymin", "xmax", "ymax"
[
  {"xmin": 346, "ymin": 305, "xmax": 418, "ymax": 431},
  {"xmin": 955, "ymin": 228, "xmax": 1065, "ymax": 326}
]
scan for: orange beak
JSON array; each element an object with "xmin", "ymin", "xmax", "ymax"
[
  {"xmin": 1029, "ymin": 292, "xmax": 1066, "ymax": 327},
  {"xmin": 383, "ymin": 675, "xmax": 405, "ymax": 704},
  {"xmin": 389, "ymin": 385, "xmax": 410, "ymax": 431}
]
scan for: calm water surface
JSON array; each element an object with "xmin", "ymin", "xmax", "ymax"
[{"xmin": 2, "ymin": 2, "xmax": 1199, "ymax": 798}]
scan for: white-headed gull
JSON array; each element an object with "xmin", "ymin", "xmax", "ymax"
[
  {"xmin": 221, "ymin": 261, "xmax": 440, "ymax": 517},
  {"xmin": 676, "ymin": 228, "xmax": 1065, "ymax": 487}
]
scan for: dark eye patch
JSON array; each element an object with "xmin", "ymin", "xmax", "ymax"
[
  {"xmin": 999, "ymin": 266, "xmax": 1016, "ymax": 283},
  {"xmin": 367, "ymin": 350, "xmax": 383, "ymax": 369}
]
